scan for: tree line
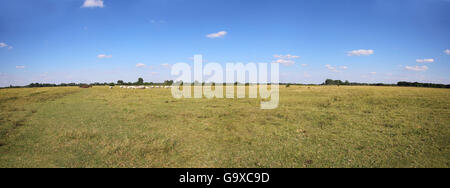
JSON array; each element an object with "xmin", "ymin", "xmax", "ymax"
[
  {"xmin": 4, "ymin": 78, "xmax": 174, "ymax": 88},
  {"xmin": 3, "ymin": 78, "xmax": 449, "ymax": 89},
  {"xmin": 116, "ymin": 78, "xmax": 174, "ymax": 86},
  {"xmin": 397, "ymin": 81, "xmax": 450, "ymax": 88},
  {"xmin": 322, "ymin": 79, "xmax": 450, "ymax": 88}
]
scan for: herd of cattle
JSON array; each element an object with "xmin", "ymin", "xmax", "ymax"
[{"xmin": 114, "ymin": 85, "xmax": 173, "ymax": 89}]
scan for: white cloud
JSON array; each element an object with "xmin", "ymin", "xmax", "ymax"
[
  {"xmin": 347, "ymin": 49, "xmax": 374, "ymax": 56},
  {"xmin": 16, "ymin": 66, "xmax": 25, "ymax": 69},
  {"xmin": 272, "ymin": 54, "xmax": 300, "ymax": 66},
  {"xmin": 405, "ymin": 65, "xmax": 428, "ymax": 71},
  {"xmin": 151, "ymin": 72, "xmax": 159, "ymax": 75},
  {"xmin": 273, "ymin": 54, "xmax": 300, "ymax": 59},
  {"xmin": 272, "ymin": 59, "xmax": 295, "ymax": 66},
  {"xmin": 370, "ymin": 72, "xmax": 377, "ymax": 75},
  {"xmin": 82, "ymin": 0, "xmax": 104, "ymax": 8},
  {"xmin": 300, "ymin": 64, "xmax": 308, "ymax": 67},
  {"xmin": 0, "ymin": 42, "xmax": 12, "ymax": 49},
  {"xmin": 136, "ymin": 63, "xmax": 146, "ymax": 67},
  {"xmin": 206, "ymin": 31, "xmax": 227, "ymax": 38},
  {"xmin": 325, "ymin": 64, "xmax": 348, "ymax": 72},
  {"xmin": 325, "ymin": 64, "xmax": 338, "ymax": 72},
  {"xmin": 416, "ymin": 59, "xmax": 434, "ymax": 63},
  {"xmin": 97, "ymin": 54, "xmax": 112, "ymax": 59},
  {"xmin": 444, "ymin": 49, "xmax": 450, "ymax": 55},
  {"xmin": 161, "ymin": 63, "xmax": 171, "ymax": 68}
]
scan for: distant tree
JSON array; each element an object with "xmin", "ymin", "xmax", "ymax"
[
  {"xmin": 324, "ymin": 79, "xmax": 344, "ymax": 85},
  {"xmin": 397, "ymin": 81, "xmax": 448, "ymax": 88},
  {"xmin": 137, "ymin": 78, "xmax": 144, "ymax": 85},
  {"xmin": 117, "ymin": 80, "xmax": 124, "ymax": 85},
  {"xmin": 164, "ymin": 80, "xmax": 174, "ymax": 85}
]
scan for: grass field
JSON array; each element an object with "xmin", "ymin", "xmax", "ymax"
[{"xmin": 0, "ymin": 86, "xmax": 448, "ymax": 168}]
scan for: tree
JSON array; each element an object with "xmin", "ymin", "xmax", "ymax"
[
  {"xmin": 324, "ymin": 79, "xmax": 343, "ymax": 85},
  {"xmin": 325, "ymin": 79, "xmax": 334, "ymax": 85},
  {"xmin": 164, "ymin": 80, "xmax": 174, "ymax": 86},
  {"xmin": 117, "ymin": 80, "xmax": 124, "ymax": 85},
  {"xmin": 137, "ymin": 78, "xmax": 144, "ymax": 85}
]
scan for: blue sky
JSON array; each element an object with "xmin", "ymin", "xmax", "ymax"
[{"xmin": 0, "ymin": 0, "xmax": 449, "ymax": 86}]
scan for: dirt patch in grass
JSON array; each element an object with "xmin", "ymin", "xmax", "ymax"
[
  {"xmin": 13, "ymin": 120, "xmax": 26, "ymax": 127},
  {"xmin": 0, "ymin": 96, "xmax": 19, "ymax": 103},
  {"xmin": 0, "ymin": 87, "xmax": 81, "ymax": 148}
]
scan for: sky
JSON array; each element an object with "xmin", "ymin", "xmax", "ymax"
[{"xmin": 0, "ymin": 0, "xmax": 449, "ymax": 86}]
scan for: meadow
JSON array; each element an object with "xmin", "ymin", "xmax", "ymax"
[{"xmin": 0, "ymin": 86, "xmax": 448, "ymax": 168}]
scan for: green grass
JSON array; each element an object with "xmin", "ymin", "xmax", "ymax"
[{"xmin": 0, "ymin": 86, "xmax": 449, "ymax": 168}]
